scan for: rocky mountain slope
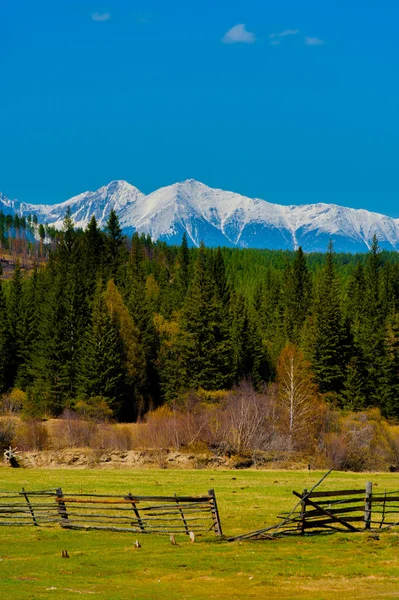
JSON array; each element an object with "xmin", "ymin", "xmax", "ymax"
[{"xmin": 2, "ymin": 179, "xmax": 399, "ymax": 252}]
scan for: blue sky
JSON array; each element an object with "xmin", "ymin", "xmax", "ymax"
[{"xmin": 1, "ymin": 0, "xmax": 398, "ymax": 215}]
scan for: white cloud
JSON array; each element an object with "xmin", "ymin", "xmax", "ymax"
[
  {"xmin": 305, "ymin": 36, "xmax": 324, "ymax": 46},
  {"xmin": 222, "ymin": 24, "xmax": 256, "ymax": 44},
  {"xmin": 91, "ymin": 12, "xmax": 111, "ymax": 22},
  {"xmin": 269, "ymin": 29, "xmax": 299, "ymax": 39}
]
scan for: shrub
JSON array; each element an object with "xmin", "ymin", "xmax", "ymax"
[
  {"xmin": 14, "ymin": 419, "xmax": 49, "ymax": 451},
  {"xmin": 0, "ymin": 417, "xmax": 16, "ymax": 452}
]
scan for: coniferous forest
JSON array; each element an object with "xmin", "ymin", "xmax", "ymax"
[{"xmin": 2, "ymin": 208, "xmax": 399, "ymax": 426}]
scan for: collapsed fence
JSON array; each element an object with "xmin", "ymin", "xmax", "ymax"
[
  {"xmin": 0, "ymin": 488, "xmax": 222, "ymax": 536},
  {"xmin": 230, "ymin": 471, "xmax": 399, "ymax": 542}
]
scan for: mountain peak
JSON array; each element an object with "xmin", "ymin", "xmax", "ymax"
[{"xmin": 1, "ymin": 180, "xmax": 399, "ymax": 253}]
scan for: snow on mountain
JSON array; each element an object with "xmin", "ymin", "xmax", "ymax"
[
  {"xmin": 2, "ymin": 179, "xmax": 399, "ymax": 253},
  {"xmin": 3, "ymin": 181, "xmax": 145, "ymax": 230}
]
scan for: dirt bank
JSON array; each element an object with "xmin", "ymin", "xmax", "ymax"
[{"xmin": 6, "ymin": 449, "xmax": 310, "ymax": 470}]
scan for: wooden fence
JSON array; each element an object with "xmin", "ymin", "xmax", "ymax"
[
  {"xmin": 230, "ymin": 481, "xmax": 399, "ymax": 541},
  {"xmin": 0, "ymin": 488, "xmax": 222, "ymax": 536}
]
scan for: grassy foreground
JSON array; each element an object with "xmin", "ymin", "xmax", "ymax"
[{"xmin": 1, "ymin": 468, "xmax": 399, "ymax": 599}]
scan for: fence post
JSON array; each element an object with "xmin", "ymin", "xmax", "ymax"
[
  {"xmin": 175, "ymin": 493, "xmax": 189, "ymax": 535},
  {"xmin": 127, "ymin": 493, "xmax": 145, "ymax": 533},
  {"xmin": 300, "ymin": 489, "xmax": 308, "ymax": 535},
  {"xmin": 21, "ymin": 487, "xmax": 38, "ymax": 526},
  {"xmin": 208, "ymin": 489, "xmax": 223, "ymax": 536},
  {"xmin": 56, "ymin": 488, "xmax": 70, "ymax": 528},
  {"xmin": 364, "ymin": 481, "xmax": 372, "ymax": 530}
]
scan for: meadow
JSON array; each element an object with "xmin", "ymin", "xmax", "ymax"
[{"xmin": 1, "ymin": 468, "xmax": 399, "ymax": 599}]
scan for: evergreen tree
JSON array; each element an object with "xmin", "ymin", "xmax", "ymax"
[
  {"xmin": 176, "ymin": 232, "xmax": 191, "ymax": 298},
  {"xmin": 104, "ymin": 210, "xmax": 126, "ymax": 282},
  {"xmin": 211, "ymin": 247, "xmax": 230, "ymax": 306},
  {"xmin": 0, "ymin": 266, "xmax": 11, "ymax": 392},
  {"xmin": 7, "ymin": 259, "xmax": 24, "ymax": 385},
  {"xmin": 283, "ymin": 247, "xmax": 312, "ymax": 342},
  {"xmin": 304, "ymin": 242, "xmax": 349, "ymax": 394},
  {"xmin": 230, "ymin": 292, "xmax": 271, "ymax": 386},
  {"xmin": 178, "ymin": 243, "xmax": 233, "ymax": 391},
  {"xmin": 104, "ymin": 280, "xmax": 146, "ymax": 419},
  {"xmin": 15, "ymin": 264, "xmax": 41, "ymax": 389},
  {"xmin": 77, "ymin": 281, "xmax": 126, "ymax": 411},
  {"xmin": 83, "ymin": 216, "xmax": 104, "ymax": 295}
]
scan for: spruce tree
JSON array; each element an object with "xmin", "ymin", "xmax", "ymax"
[
  {"xmin": 211, "ymin": 247, "xmax": 230, "ymax": 306},
  {"xmin": 8, "ymin": 259, "xmax": 24, "ymax": 385},
  {"xmin": 283, "ymin": 247, "xmax": 312, "ymax": 342},
  {"xmin": 77, "ymin": 281, "xmax": 126, "ymax": 412},
  {"xmin": 176, "ymin": 232, "xmax": 191, "ymax": 298},
  {"xmin": 304, "ymin": 242, "xmax": 349, "ymax": 394},
  {"xmin": 104, "ymin": 210, "xmax": 127, "ymax": 283},
  {"xmin": 178, "ymin": 243, "xmax": 233, "ymax": 391},
  {"xmin": 0, "ymin": 266, "xmax": 11, "ymax": 392},
  {"xmin": 15, "ymin": 264, "xmax": 41, "ymax": 389},
  {"xmin": 230, "ymin": 292, "xmax": 271, "ymax": 386},
  {"xmin": 104, "ymin": 280, "xmax": 146, "ymax": 419},
  {"xmin": 83, "ymin": 216, "xmax": 104, "ymax": 296}
]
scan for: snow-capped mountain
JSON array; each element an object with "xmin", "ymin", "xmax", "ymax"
[{"xmin": 1, "ymin": 179, "xmax": 399, "ymax": 253}]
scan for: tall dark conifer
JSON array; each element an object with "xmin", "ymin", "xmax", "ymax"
[
  {"xmin": 178, "ymin": 243, "xmax": 233, "ymax": 390},
  {"xmin": 77, "ymin": 281, "xmax": 126, "ymax": 411},
  {"xmin": 0, "ymin": 266, "xmax": 10, "ymax": 392},
  {"xmin": 304, "ymin": 242, "xmax": 349, "ymax": 394}
]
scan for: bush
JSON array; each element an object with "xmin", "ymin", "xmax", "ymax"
[
  {"xmin": 0, "ymin": 389, "xmax": 26, "ymax": 415},
  {"xmin": 0, "ymin": 417, "xmax": 16, "ymax": 452},
  {"xmin": 50, "ymin": 410, "xmax": 98, "ymax": 449},
  {"xmin": 14, "ymin": 419, "xmax": 49, "ymax": 451}
]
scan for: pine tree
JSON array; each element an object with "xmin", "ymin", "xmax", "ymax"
[
  {"xmin": 283, "ymin": 247, "xmax": 312, "ymax": 342},
  {"xmin": 176, "ymin": 232, "xmax": 191, "ymax": 298},
  {"xmin": 83, "ymin": 216, "xmax": 104, "ymax": 296},
  {"xmin": 230, "ymin": 292, "xmax": 271, "ymax": 386},
  {"xmin": 8, "ymin": 259, "xmax": 24, "ymax": 385},
  {"xmin": 77, "ymin": 281, "xmax": 126, "ymax": 412},
  {"xmin": 211, "ymin": 247, "xmax": 230, "ymax": 306},
  {"xmin": 104, "ymin": 210, "xmax": 127, "ymax": 283},
  {"xmin": 340, "ymin": 357, "xmax": 367, "ymax": 411},
  {"xmin": 0, "ymin": 266, "xmax": 11, "ymax": 392},
  {"xmin": 27, "ymin": 272, "xmax": 71, "ymax": 416},
  {"xmin": 15, "ymin": 264, "xmax": 41, "ymax": 389},
  {"xmin": 178, "ymin": 243, "xmax": 233, "ymax": 391},
  {"xmin": 104, "ymin": 280, "xmax": 146, "ymax": 419},
  {"xmin": 304, "ymin": 242, "xmax": 349, "ymax": 394}
]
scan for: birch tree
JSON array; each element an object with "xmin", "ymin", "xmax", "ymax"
[{"xmin": 277, "ymin": 343, "xmax": 320, "ymax": 450}]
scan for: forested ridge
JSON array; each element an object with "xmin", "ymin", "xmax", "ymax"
[{"xmin": 2, "ymin": 208, "xmax": 399, "ymax": 422}]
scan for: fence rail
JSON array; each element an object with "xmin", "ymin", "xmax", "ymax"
[{"xmin": 0, "ymin": 488, "xmax": 222, "ymax": 536}]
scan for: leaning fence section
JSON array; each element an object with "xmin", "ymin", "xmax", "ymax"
[
  {"xmin": 0, "ymin": 489, "xmax": 59, "ymax": 527},
  {"xmin": 0, "ymin": 488, "xmax": 222, "ymax": 536},
  {"xmin": 229, "ymin": 478, "xmax": 399, "ymax": 542}
]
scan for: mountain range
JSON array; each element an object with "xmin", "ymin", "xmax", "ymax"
[{"xmin": 1, "ymin": 179, "xmax": 399, "ymax": 253}]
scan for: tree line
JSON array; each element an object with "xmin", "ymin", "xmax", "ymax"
[{"xmin": 1, "ymin": 207, "xmax": 399, "ymax": 421}]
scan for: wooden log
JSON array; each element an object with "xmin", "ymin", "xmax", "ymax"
[
  {"xmin": 56, "ymin": 498, "xmax": 140, "ymax": 504},
  {"xmin": 175, "ymin": 494, "xmax": 189, "ymax": 535},
  {"xmin": 127, "ymin": 493, "xmax": 145, "ymax": 533},
  {"xmin": 56, "ymin": 488, "xmax": 69, "ymax": 527},
  {"xmin": 368, "ymin": 496, "xmax": 399, "ymax": 502},
  {"xmin": 300, "ymin": 489, "xmax": 307, "ymax": 535},
  {"xmin": 304, "ymin": 505, "xmax": 365, "ymax": 517},
  {"xmin": 21, "ymin": 488, "xmax": 38, "ymax": 527},
  {"xmin": 307, "ymin": 489, "xmax": 365, "ymax": 498},
  {"xmin": 208, "ymin": 489, "xmax": 223, "ymax": 536},
  {"xmin": 364, "ymin": 481, "xmax": 372, "ymax": 530}
]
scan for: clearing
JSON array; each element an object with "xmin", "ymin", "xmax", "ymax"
[{"xmin": 1, "ymin": 468, "xmax": 399, "ymax": 599}]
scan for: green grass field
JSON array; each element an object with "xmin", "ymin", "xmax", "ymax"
[{"xmin": 1, "ymin": 468, "xmax": 399, "ymax": 599}]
